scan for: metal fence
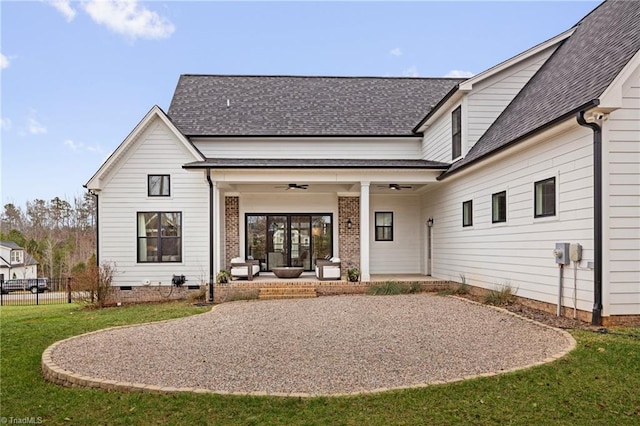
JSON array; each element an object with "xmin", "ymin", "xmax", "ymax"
[{"xmin": 0, "ymin": 278, "xmax": 90, "ymax": 306}]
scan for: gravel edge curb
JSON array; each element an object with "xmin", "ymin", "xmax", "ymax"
[{"xmin": 41, "ymin": 297, "xmax": 577, "ymax": 398}]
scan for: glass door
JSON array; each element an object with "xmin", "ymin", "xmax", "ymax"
[
  {"xmin": 246, "ymin": 213, "xmax": 332, "ymax": 271},
  {"xmin": 291, "ymin": 216, "xmax": 311, "ymax": 270},
  {"xmin": 267, "ymin": 216, "xmax": 288, "ymax": 269}
]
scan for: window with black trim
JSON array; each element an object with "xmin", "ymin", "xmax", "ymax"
[
  {"xmin": 452, "ymin": 106, "xmax": 462, "ymax": 159},
  {"xmin": 375, "ymin": 212, "xmax": 393, "ymax": 241},
  {"xmin": 492, "ymin": 191, "xmax": 507, "ymax": 223},
  {"xmin": 462, "ymin": 200, "xmax": 473, "ymax": 227},
  {"xmin": 137, "ymin": 212, "xmax": 182, "ymax": 262},
  {"xmin": 534, "ymin": 177, "xmax": 556, "ymax": 218},
  {"xmin": 148, "ymin": 175, "xmax": 170, "ymax": 197}
]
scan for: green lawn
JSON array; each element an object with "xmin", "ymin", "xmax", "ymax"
[{"xmin": 1, "ymin": 302, "xmax": 639, "ymax": 425}]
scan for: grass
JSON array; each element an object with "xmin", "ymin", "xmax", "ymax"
[
  {"xmin": 1, "ymin": 302, "xmax": 640, "ymax": 425},
  {"xmin": 483, "ymin": 283, "xmax": 517, "ymax": 306},
  {"xmin": 367, "ymin": 281, "xmax": 422, "ymax": 295}
]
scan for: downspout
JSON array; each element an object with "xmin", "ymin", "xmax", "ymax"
[
  {"xmin": 206, "ymin": 169, "xmax": 215, "ymax": 303},
  {"xmin": 577, "ymin": 110, "xmax": 603, "ymax": 326},
  {"xmin": 89, "ymin": 190, "xmax": 99, "ymax": 268}
]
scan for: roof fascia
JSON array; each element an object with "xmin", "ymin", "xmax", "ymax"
[
  {"xmin": 85, "ymin": 106, "xmax": 203, "ymax": 190},
  {"xmin": 438, "ymin": 99, "xmax": 600, "ymax": 181},
  {"xmin": 598, "ymin": 49, "xmax": 640, "ymax": 109},
  {"xmin": 459, "ymin": 27, "xmax": 575, "ymax": 92},
  {"xmin": 182, "ymin": 163, "xmax": 449, "ymax": 171},
  {"xmin": 413, "ymin": 86, "xmax": 463, "ymax": 132}
]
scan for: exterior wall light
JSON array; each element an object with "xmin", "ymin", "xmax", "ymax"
[
  {"xmin": 347, "ymin": 219, "xmax": 353, "ymax": 229},
  {"xmin": 427, "ymin": 217, "xmax": 434, "ymax": 227}
]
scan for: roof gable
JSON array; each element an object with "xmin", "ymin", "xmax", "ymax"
[
  {"xmin": 85, "ymin": 106, "xmax": 204, "ymax": 190},
  {"xmin": 167, "ymin": 75, "xmax": 463, "ymax": 137},
  {"xmin": 444, "ymin": 0, "xmax": 640, "ymax": 177}
]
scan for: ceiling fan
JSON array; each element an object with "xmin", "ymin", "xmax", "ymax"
[
  {"xmin": 275, "ymin": 183, "xmax": 309, "ymax": 190},
  {"xmin": 383, "ymin": 183, "xmax": 413, "ymax": 191}
]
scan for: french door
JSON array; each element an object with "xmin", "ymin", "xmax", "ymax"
[{"xmin": 246, "ymin": 214, "xmax": 332, "ymax": 271}]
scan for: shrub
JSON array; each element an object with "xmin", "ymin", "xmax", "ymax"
[
  {"xmin": 188, "ymin": 286, "xmax": 207, "ymax": 303},
  {"xmin": 74, "ymin": 261, "xmax": 115, "ymax": 308},
  {"xmin": 216, "ymin": 270, "xmax": 231, "ymax": 284},
  {"xmin": 483, "ymin": 283, "xmax": 516, "ymax": 306},
  {"xmin": 367, "ymin": 281, "xmax": 422, "ymax": 296}
]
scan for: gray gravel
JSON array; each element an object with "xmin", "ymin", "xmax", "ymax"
[{"xmin": 50, "ymin": 294, "xmax": 574, "ymax": 395}]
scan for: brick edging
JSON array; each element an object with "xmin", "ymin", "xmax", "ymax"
[{"xmin": 42, "ymin": 295, "xmax": 577, "ymax": 398}]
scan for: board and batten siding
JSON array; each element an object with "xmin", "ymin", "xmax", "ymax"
[
  {"xmin": 192, "ymin": 137, "xmax": 422, "ymax": 160},
  {"xmin": 98, "ymin": 118, "xmax": 210, "ymax": 287},
  {"xmin": 370, "ymin": 194, "xmax": 423, "ymax": 274},
  {"xmin": 605, "ymin": 64, "xmax": 640, "ymax": 316},
  {"xmin": 423, "ymin": 124, "xmax": 598, "ymax": 314}
]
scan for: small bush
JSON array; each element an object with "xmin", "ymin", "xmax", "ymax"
[
  {"xmin": 188, "ymin": 286, "xmax": 207, "ymax": 303},
  {"xmin": 456, "ymin": 274, "xmax": 471, "ymax": 294},
  {"xmin": 367, "ymin": 282, "xmax": 422, "ymax": 296},
  {"xmin": 227, "ymin": 289, "xmax": 259, "ymax": 302},
  {"xmin": 483, "ymin": 283, "xmax": 516, "ymax": 306}
]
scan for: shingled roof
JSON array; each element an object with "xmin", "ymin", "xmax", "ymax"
[
  {"xmin": 167, "ymin": 75, "xmax": 463, "ymax": 137},
  {"xmin": 443, "ymin": 0, "xmax": 640, "ymax": 177}
]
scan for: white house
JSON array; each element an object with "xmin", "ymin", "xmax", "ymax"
[
  {"xmin": 0, "ymin": 241, "xmax": 38, "ymax": 281},
  {"xmin": 86, "ymin": 0, "xmax": 639, "ymax": 326}
]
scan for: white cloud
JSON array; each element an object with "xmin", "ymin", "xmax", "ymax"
[
  {"xmin": 402, "ymin": 66, "xmax": 419, "ymax": 77},
  {"xmin": 0, "ymin": 53, "xmax": 9, "ymax": 69},
  {"xmin": 82, "ymin": 0, "xmax": 175, "ymax": 40},
  {"xmin": 64, "ymin": 139, "xmax": 102, "ymax": 153},
  {"xmin": 390, "ymin": 48, "xmax": 402, "ymax": 57},
  {"xmin": 444, "ymin": 69, "xmax": 475, "ymax": 78},
  {"xmin": 1, "ymin": 117, "xmax": 12, "ymax": 131},
  {"xmin": 27, "ymin": 113, "xmax": 47, "ymax": 135},
  {"xmin": 50, "ymin": 0, "xmax": 77, "ymax": 22}
]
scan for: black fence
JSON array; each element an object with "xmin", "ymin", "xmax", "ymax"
[{"xmin": 0, "ymin": 278, "xmax": 90, "ymax": 306}]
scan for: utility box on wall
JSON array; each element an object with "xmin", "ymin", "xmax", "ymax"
[{"xmin": 554, "ymin": 242, "xmax": 570, "ymax": 265}]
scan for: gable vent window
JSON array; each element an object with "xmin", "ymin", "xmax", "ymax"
[
  {"xmin": 452, "ymin": 106, "xmax": 462, "ymax": 159},
  {"xmin": 492, "ymin": 191, "xmax": 507, "ymax": 223},
  {"xmin": 462, "ymin": 200, "xmax": 473, "ymax": 227},
  {"xmin": 148, "ymin": 175, "xmax": 170, "ymax": 197},
  {"xmin": 534, "ymin": 177, "xmax": 556, "ymax": 218}
]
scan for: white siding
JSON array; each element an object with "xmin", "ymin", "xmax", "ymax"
[
  {"xmin": 467, "ymin": 56, "xmax": 551, "ymax": 148},
  {"xmin": 370, "ymin": 194, "xmax": 423, "ymax": 274},
  {"xmin": 423, "ymin": 125, "xmax": 598, "ymax": 313},
  {"xmin": 421, "ymin": 47, "xmax": 557, "ymax": 163},
  {"xmin": 421, "ymin": 112, "xmax": 453, "ymax": 162},
  {"xmin": 605, "ymin": 65, "xmax": 640, "ymax": 315},
  {"xmin": 193, "ymin": 137, "xmax": 422, "ymax": 160},
  {"xmin": 98, "ymin": 118, "xmax": 210, "ymax": 287}
]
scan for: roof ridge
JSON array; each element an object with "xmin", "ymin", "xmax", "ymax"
[{"xmin": 178, "ymin": 74, "xmax": 464, "ymax": 81}]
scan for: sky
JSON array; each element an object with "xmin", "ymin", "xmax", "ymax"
[{"xmin": 1, "ymin": 0, "xmax": 601, "ymax": 209}]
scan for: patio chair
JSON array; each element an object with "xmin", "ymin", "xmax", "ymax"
[
  {"xmin": 230, "ymin": 257, "xmax": 260, "ymax": 281},
  {"xmin": 315, "ymin": 257, "xmax": 341, "ymax": 280}
]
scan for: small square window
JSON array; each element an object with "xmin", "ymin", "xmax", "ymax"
[
  {"xmin": 462, "ymin": 200, "xmax": 473, "ymax": 227},
  {"xmin": 148, "ymin": 175, "xmax": 170, "ymax": 197},
  {"xmin": 534, "ymin": 177, "xmax": 556, "ymax": 217},
  {"xmin": 375, "ymin": 212, "xmax": 393, "ymax": 241},
  {"xmin": 492, "ymin": 191, "xmax": 507, "ymax": 223}
]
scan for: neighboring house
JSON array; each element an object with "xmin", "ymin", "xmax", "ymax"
[
  {"xmin": 0, "ymin": 241, "xmax": 38, "ymax": 281},
  {"xmin": 85, "ymin": 0, "xmax": 640, "ymax": 325}
]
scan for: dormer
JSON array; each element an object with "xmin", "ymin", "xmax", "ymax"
[
  {"xmin": 11, "ymin": 249, "xmax": 24, "ymax": 265},
  {"xmin": 417, "ymin": 28, "xmax": 575, "ymax": 163}
]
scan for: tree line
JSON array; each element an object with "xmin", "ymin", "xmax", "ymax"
[{"xmin": 1, "ymin": 194, "xmax": 96, "ymax": 279}]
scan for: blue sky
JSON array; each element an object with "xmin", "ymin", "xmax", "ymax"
[{"xmin": 1, "ymin": 0, "xmax": 600, "ymax": 209}]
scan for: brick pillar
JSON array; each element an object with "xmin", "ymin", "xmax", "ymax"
[
  {"xmin": 338, "ymin": 196, "xmax": 360, "ymax": 276},
  {"xmin": 225, "ymin": 196, "xmax": 239, "ymax": 270}
]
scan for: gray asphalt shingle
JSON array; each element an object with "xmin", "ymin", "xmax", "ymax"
[{"xmin": 168, "ymin": 75, "xmax": 463, "ymax": 136}]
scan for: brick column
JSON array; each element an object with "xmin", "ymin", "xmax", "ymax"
[
  {"xmin": 338, "ymin": 196, "xmax": 360, "ymax": 276},
  {"xmin": 225, "ymin": 196, "xmax": 239, "ymax": 270}
]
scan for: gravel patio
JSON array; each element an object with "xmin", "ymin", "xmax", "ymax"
[{"xmin": 46, "ymin": 294, "xmax": 575, "ymax": 396}]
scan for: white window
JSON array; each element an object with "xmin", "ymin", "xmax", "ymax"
[{"xmin": 10, "ymin": 250, "xmax": 24, "ymax": 264}]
